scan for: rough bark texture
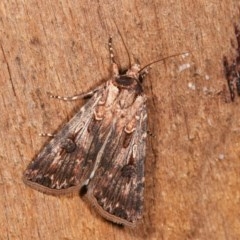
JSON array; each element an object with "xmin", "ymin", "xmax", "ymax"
[{"xmin": 1, "ymin": 1, "xmax": 240, "ymax": 239}]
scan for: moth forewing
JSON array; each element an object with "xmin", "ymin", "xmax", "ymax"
[
  {"xmin": 23, "ymin": 87, "xmax": 106, "ymax": 195},
  {"xmin": 84, "ymin": 96, "xmax": 147, "ymax": 227},
  {"xmin": 23, "ymin": 37, "xmax": 148, "ymax": 227}
]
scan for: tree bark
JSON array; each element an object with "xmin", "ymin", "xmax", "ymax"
[{"xmin": 0, "ymin": 0, "xmax": 240, "ymax": 239}]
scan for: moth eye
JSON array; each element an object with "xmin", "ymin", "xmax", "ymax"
[
  {"xmin": 119, "ymin": 68, "xmax": 128, "ymax": 75},
  {"xmin": 60, "ymin": 138, "xmax": 76, "ymax": 153}
]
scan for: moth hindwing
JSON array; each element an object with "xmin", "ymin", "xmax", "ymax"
[{"xmin": 23, "ymin": 37, "xmax": 148, "ymax": 227}]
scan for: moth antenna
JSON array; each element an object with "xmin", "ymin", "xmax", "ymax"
[
  {"xmin": 139, "ymin": 52, "xmax": 190, "ymax": 74},
  {"xmin": 113, "ymin": 20, "xmax": 132, "ymax": 68}
]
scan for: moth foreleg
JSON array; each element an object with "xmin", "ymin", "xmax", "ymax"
[
  {"xmin": 108, "ymin": 36, "xmax": 119, "ymax": 77},
  {"xmin": 39, "ymin": 133, "xmax": 55, "ymax": 138},
  {"xmin": 48, "ymin": 87, "xmax": 100, "ymax": 101}
]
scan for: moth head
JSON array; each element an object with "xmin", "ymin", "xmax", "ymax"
[{"xmin": 126, "ymin": 63, "xmax": 141, "ymax": 79}]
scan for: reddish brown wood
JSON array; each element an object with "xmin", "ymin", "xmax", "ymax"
[{"xmin": 0, "ymin": 1, "xmax": 240, "ymax": 239}]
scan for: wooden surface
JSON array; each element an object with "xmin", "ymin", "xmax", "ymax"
[{"xmin": 1, "ymin": 1, "xmax": 240, "ymax": 239}]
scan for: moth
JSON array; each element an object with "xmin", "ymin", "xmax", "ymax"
[{"xmin": 23, "ymin": 36, "xmax": 183, "ymax": 227}]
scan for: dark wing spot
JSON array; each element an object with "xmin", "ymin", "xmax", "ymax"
[
  {"xmin": 121, "ymin": 165, "xmax": 136, "ymax": 178},
  {"xmin": 60, "ymin": 138, "xmax": 76, "ymax": 153}
]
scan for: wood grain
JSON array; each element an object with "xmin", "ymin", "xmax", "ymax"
[{"xmin": 1, "ymin": 0, "xmax": 240, "ymax": 239}]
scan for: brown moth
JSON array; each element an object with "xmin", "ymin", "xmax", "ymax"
[
  {"xmin": 23, "ymin": 37, "xmax": 148, "ymax": 227},
  {"xmin": 23, "ymin": 37, "xmax": 185, "ymax": 227}
]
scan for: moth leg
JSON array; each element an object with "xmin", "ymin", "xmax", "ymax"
[
  {"xmin": 48, "ymin": 87, "xmax": 100, "ymax": 101},
  {"xmin": 39, "ymin": 133, "xmax": 55, "ymax": 138},
  {"xmin": 108, "ymin": 36, "xmax": 119, "ymax": 77}
]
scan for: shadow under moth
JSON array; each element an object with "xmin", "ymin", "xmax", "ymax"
[{"xmin": 23, "ymin": 37, "xmax": 183, "ymax": 227}]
